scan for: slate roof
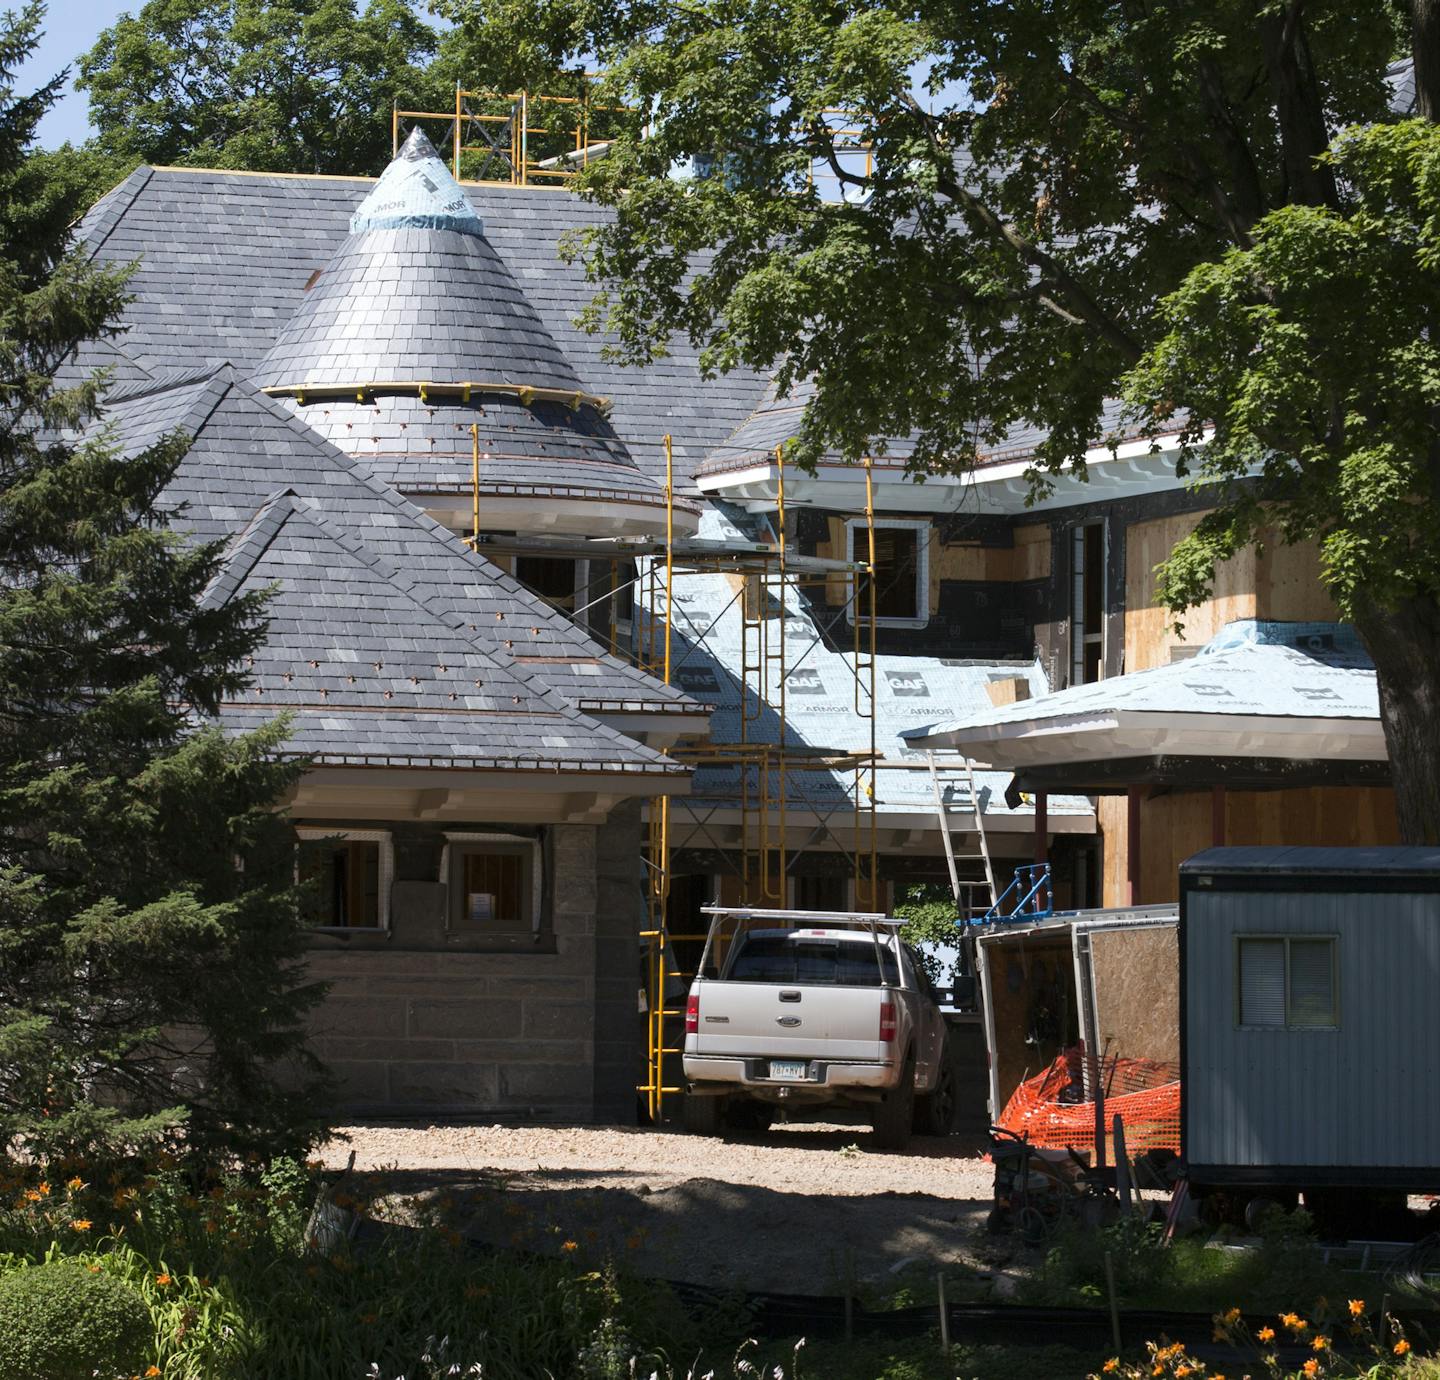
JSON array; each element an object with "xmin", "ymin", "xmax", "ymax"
[
  {"xmin": 76, "ymin": 163, "xmax": 767, "ymax": 491},
  {"xmin": 101, "ymin": 367, "xmax": 706, "ymax": 727},
  {"xmin": 243, "ymin": 131, "xmax": 679, "ymax": 518},
  {"xmin": 276, "ymin": 385, "xmax": 696, "ymax": 518},
  {"xmin": 697, "ymin": 375, "xmax": 1138, "ymax": 481},
  {"xmin": 901, "ymin": 621, "xmax": 1379, "ymax": 743},
  {"xmin": 257, "ymin": 133, "xmax": 591, "ymax": 398},
  {"xmin": 199, "ymin": 486, "xmax": 684, "ymax": 775}
]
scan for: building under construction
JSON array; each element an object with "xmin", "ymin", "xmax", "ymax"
[{"xmin": 68, "ymin": 85, "xmax": 1401, "ymax": 1128}]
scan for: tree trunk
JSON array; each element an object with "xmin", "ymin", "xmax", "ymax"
[
  {"xmin": 1353, "ymin": 592, "xmax": 1440, "ymax": 845},
  {"xmin": 1415, "ymin": 0, "xmax": 1440, "ymax": 123}
]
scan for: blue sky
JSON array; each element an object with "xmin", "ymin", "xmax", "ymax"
[{"xmin": 17, "ymin": 0, "xmax": 134, "ymax": 147}]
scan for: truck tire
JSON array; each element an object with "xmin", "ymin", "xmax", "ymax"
[
  {"xmin": 914, "ymin": 1041, "xmax": 958, "ymax": 1136},
  {"xmin": 871, "ymin": 1049, "xmax": 915, "ymax": 1151},
  {"xmin": 682, "ymin": 1092, "xmax": 725, "ymax": 1136}
]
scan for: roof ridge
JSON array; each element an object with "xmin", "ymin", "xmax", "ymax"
[
  {"xmin": 103, "ymin": 362, "xmax": 226, "ymax": 408},
  {"xmin": 75, "ymin": 164, "xmax": 154, "ymax": 260},
  {"xmin": 200, "ymin": 487, "xmax": 299, "ymax": 610}
]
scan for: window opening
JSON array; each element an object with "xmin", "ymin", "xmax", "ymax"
[
  {"xmin": 846, "ymin": 519, "xmax": 929, "ymax": 626},
  {"xmin": 296, "ymin": 829, "xmax": 391, "ymax": 929},
  {"xmin": 1237, "ymin": 935, "xmax": 1337, "ymax": 1028},
  {"xmin": 444, "ymin": 832, "xmax": 542, "ymax": 934},
  {"xmin": 1070, "ymin": 521, "xmax": 1105, "ymax": 685},
  {"xmin": 515, "ymin": 555, "xmax": 577, "ymax": 611},
  {"xmin": 795, "ymin": 873, "xmax": 849, "ymax": 911}
]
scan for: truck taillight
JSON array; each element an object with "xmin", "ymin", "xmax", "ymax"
[
  {"xmin": 879, "ymin": 1001, "xmax": 897, "ymax": 1042},
  {"xmin": 685, "ymin": 993, "xmax": 699, "ymax": 1034}
]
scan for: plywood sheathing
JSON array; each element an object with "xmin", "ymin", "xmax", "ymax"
[
  {"xmin": 1099, "ymin": 786, "xmax": 1400, "ymax": 907},
  {"xmin": 1124, "ymin": 512, "xmax": 1338, "ymax": 673},
  {"xmin": 1089, "ymin": 926, "xmax": 1179, "ymax": 1067}
]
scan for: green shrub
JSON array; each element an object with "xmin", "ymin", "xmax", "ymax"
[{"xmin": 0, "ymin": 1257, "xmax": 151, "ymax": 1380}]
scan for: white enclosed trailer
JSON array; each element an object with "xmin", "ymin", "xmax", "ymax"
[{"xmin": 1181, "ymin": 846, "xmax": 1440, "ymax": 1194}]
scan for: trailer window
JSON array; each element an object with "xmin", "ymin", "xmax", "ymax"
[
  {"xmin": 1237, "ymin": 936, "xmax": 1337, "ymax": 1029},
  {"xmin": 727, "ymin": 936, "xmax": 900, "ymax": 986}
]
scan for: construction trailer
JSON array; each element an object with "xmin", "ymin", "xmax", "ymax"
[{"xmin": 1181, "ymin": 847, "xmax": 1440, "ymax": 1203}]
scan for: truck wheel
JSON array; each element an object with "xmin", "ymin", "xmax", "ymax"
[
  {"xmin": 681, "ymin": 1093, "xmax": 724, "ymax": 1136},
  {"xmin": 914, "ymin": 1042, "xmax": 958, "ymax": 1136},
  {"xmin": 871, "ymin": 1050, "xmax": 915, "ymax": 1151}
]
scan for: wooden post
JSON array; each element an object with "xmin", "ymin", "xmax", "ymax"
[
  {"xmin": 1103, "ymin": 1250, "xmax": 1122, "ymax": 1353},
  {"xmin": 1113, "ymin": 1114, "xmax": 1132, "ymax": 1213},
  {"xmin": 1034, "ymin": 790, "xmax": 1048, "ymax": 864},
  {"xmin": 1125, "ymin": 785, "xmax": 1142, "ymax": 906},
  {"xmin": 1211, "ymin": 784, "xmax": 1226, "ymax": 848},
  {"xmin": 937, "ymin": 1272, "xmax": 950, "ymax": 1355}
]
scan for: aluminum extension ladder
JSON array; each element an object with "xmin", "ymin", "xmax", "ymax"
[{"xmin": 926, "ymin": 750, "xmax": 998, "ymax": 916}]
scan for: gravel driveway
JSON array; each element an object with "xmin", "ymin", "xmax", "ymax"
[{"xmin": 322, "ymin": 1121, "xmax": 997, "ymax": 1295}]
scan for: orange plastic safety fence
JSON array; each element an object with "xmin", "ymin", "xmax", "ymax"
[{"xmin": 997, "ymin": 1045, "xmax": 1181, "ymax": 1158}]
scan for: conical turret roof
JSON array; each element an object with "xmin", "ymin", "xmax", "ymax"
[{"xmin": 256, "ymin": 129, "xmax": 592, "ymax": 400}]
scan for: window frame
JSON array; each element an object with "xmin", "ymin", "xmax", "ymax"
[
  {"xmin": 439, "ymin": 831, "xmax": 544, "ymax": 936},
  {"xmin": 295, "ymin": 827, "xmax": 394, "ymax": 933},
  {"xmin": 1233, "ymin": 933, "xmax": 1340, "ymax": 1031},
  {"xmin": 844, "ymin": 517, "xmax": 931, "ymax": 629}
]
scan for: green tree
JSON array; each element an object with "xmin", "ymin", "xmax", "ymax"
[
  {"xmin": 0, "ymin": 2, "xmax": 325, "ymax": 1165},
  {"xmin": 440, "ymin": 0, "xmax": 1440, "ymax": 839},
  {"xmin": 77, "ymin": 0, "xmax": 443, "ymax": 176}
]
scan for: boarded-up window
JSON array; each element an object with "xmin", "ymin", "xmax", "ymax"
[
  {"xmin": 298, "ymin": 836, "xmax": 383, "ymax": 928},
  {"xmin": 448, "ymin": 839, "xmax": 538, "ymax": 932},
  {"xmin": 1237, "ymin": 936, "xmax": 1337, "ymax": 1029}
]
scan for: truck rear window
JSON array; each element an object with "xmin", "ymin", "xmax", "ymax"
[{"xmin": 725, "ymin": 937, "xmax": 900, "ymax": 986}]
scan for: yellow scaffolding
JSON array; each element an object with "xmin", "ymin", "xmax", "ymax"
[
  {"xmin": 636, "ymin": 440, "xmax": 879, "ymax": 1123},
  {"xmin": 392, "ymin": 82, "xmax": 631, "ymax": 187},
  {"xmin": 456, "ymin": 434, "xmax": 880, "ymax": 1125}
]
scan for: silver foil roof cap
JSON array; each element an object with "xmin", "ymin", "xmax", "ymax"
[{"xmin": 350, "ymin": 128, "xmax": 484, "ymax": 238}]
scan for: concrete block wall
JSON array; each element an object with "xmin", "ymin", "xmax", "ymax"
[{"xmin": 305, "ymin": 802, "xmax": 645, "ymax": 1122}]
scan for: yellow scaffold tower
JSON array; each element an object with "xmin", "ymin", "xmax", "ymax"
[{"xmin": 636, "ymin": 440, "xmax": 880, "ymax": 1124}]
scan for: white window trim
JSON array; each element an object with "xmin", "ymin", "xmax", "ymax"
[
  {"xmin": 295, "ymin": 827, "xmax": 393, "ymax": 932},
  {"xmin": 844, "ymin": 518, "xmax": 931, "ymax": 629},
  {"xmin": 440, "ymin": 831, "xmax": 544, "ymax": 933}
]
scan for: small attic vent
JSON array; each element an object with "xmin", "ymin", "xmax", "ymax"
[{"xmin": 302, "ymin": 268, "xmax": 323, "ymax": 291}]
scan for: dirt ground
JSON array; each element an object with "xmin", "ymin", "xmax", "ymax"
[{"xmin": 321, "ymin": 1121, "xmax": 1000, "ymax": 1295}]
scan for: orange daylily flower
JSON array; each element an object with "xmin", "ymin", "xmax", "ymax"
[
  {"xmin": 1395, "ymin": 1339, "xmax": 1412, "ymax": 1356},
  {"xmin": 1257, "ymin": 1326, "xmax": 1275, "ymax": 1343},
  {"xmin": 1348, "ymin": 1298, "xmax": 1365, "ymax": 1317},
  {"xmin": 70, "ymin": 1219, "xmax": 91, "ymax": 1231}
]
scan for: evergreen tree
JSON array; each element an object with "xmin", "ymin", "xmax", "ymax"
[{"xmin": 0, "ymin": 2, "xmax": 325, "ymax": 1167}]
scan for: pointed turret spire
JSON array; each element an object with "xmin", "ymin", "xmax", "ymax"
[
  {"xmin": 252, "ymin": 125, "xmax": 680, "ymax": 539},
  {"xmin": 350, "ymin": 128, "xmax": 485, "ymax": 239}
]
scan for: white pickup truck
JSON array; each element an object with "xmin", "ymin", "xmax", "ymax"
[{"xmin": 680, "ymin": 909, "xmax": 959, "ymax": 1150}]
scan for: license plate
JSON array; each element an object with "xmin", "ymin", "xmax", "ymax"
[{"xmin": 769, "ymin": 1059, "xmax": 808, "ymax": 1081}]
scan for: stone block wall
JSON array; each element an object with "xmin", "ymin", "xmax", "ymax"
[{"xmin": 304, "ymin": 801, "xmax": 645, "ymax": 1122}]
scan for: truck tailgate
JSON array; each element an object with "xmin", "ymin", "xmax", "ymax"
[{"xmin": 693, "ymin": 980, "xmax": 888, "ymax": 1062}]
